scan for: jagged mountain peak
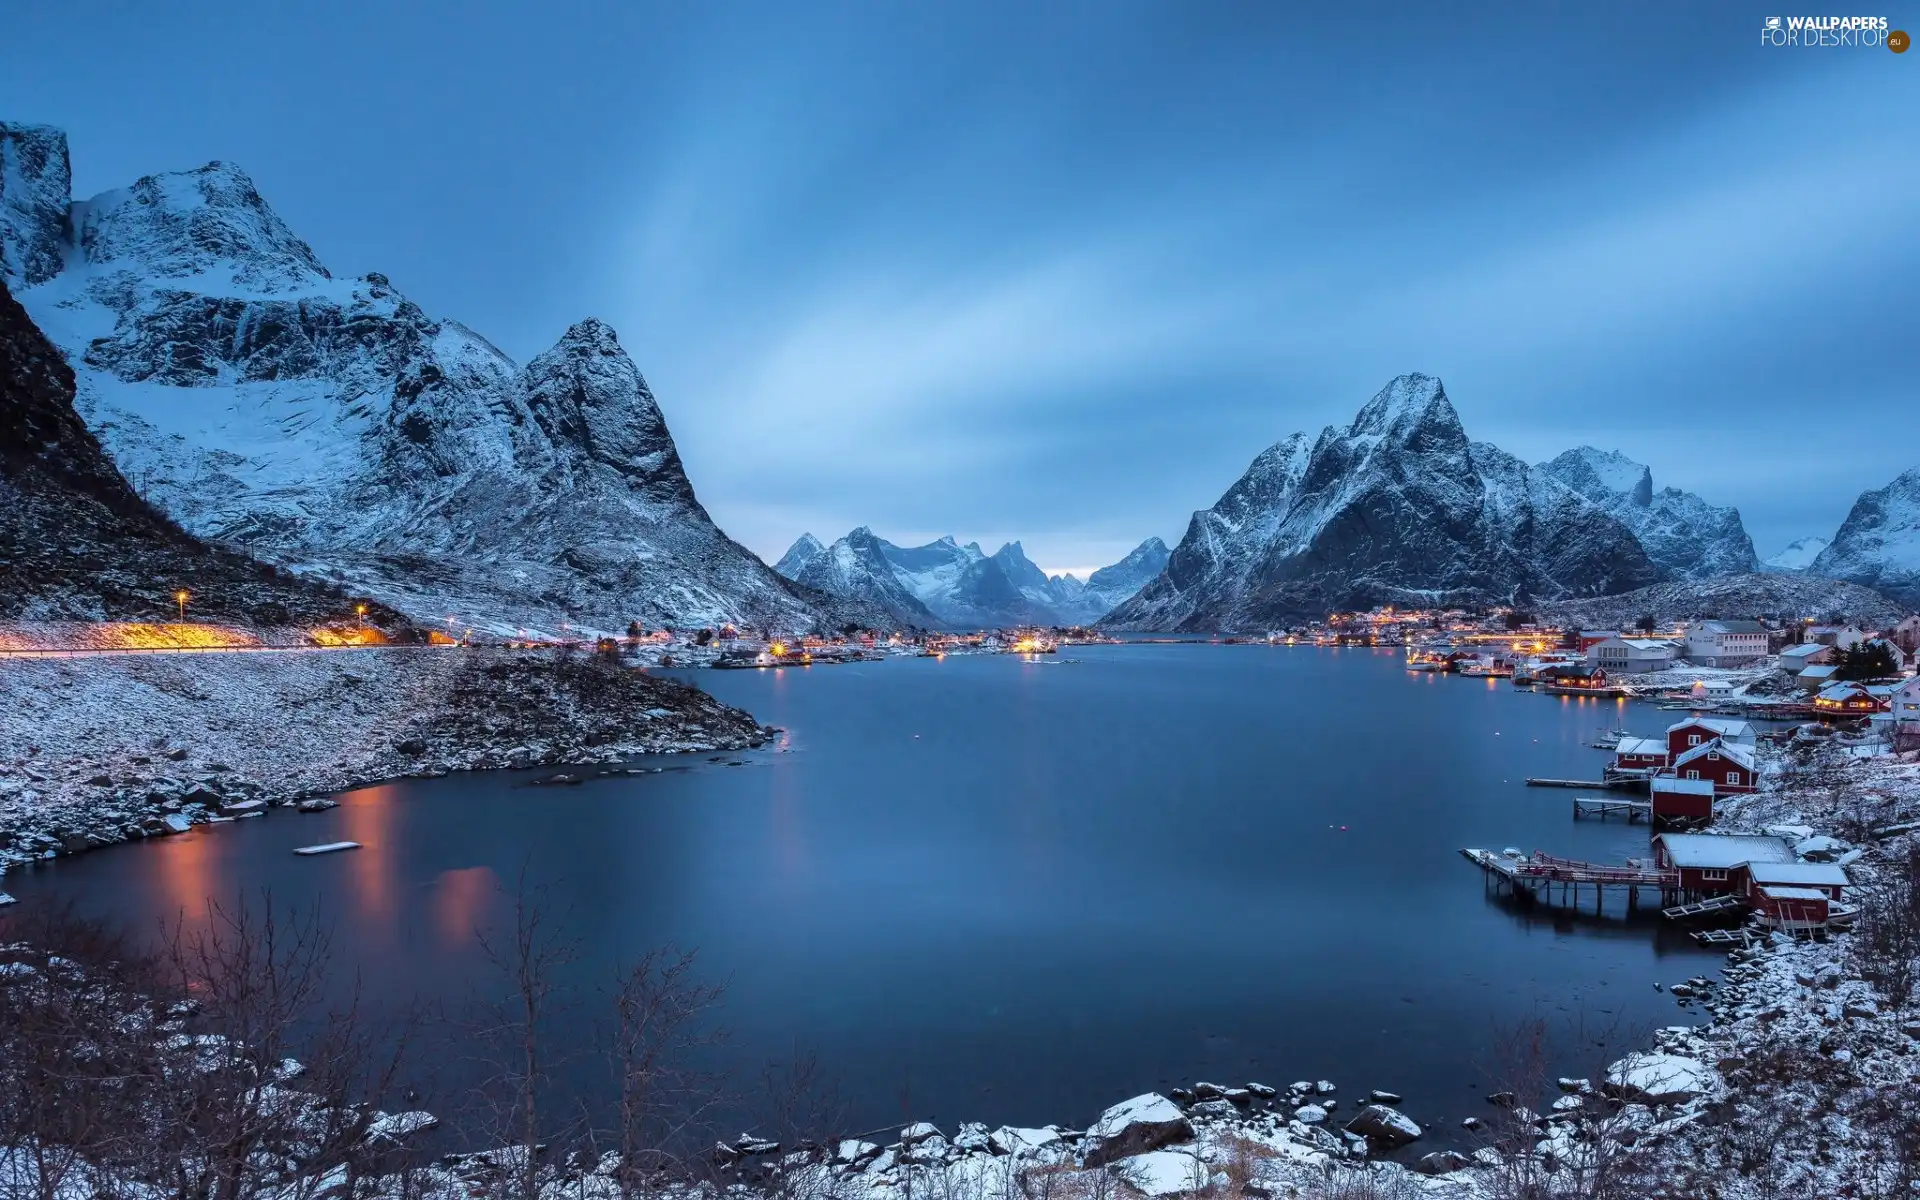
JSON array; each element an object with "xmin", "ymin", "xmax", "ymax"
[
  {"xmin": 77, "ymin": 159, "xmax": 330, "ymax": 292},
  {"xmin": 774, "ymin": 533, "xmax": 825, "ymax": 578},
  {"xmin": 1538, "ymin": 446, "xmax": 1757, "ymax": 580},
  {"xmin": 522, "ymin": 317, "xmax": 689, "ymax": 500},
  {"xmin": 1347, "ymin": 372, "xmax": 1456, "ymax": 439},
  {"xmin": 1810, "ymin": 465, "xmax": 1920, "ymax": 607},
  {"xmin": 0, "ymin": 122, "xmax": 72, "ymax": 287},
  {"xmin": 1544, "ymin": 447, "xmax": 1655, "ymax": 508}
]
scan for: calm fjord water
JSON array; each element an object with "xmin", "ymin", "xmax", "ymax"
[{"xmin": 11, "ymin": 645, "xmax": 1722, "ymax": 1135}]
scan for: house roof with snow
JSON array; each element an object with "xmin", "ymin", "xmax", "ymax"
[
  {"xmin": 1758, "ymin": 886, "xmax": 1830, "ymax": 902},
  {"xmin": 1779, "ymin": 644, "xmax": 1827, "ymax": 663},
  {"xmin": 1617, "ymin": 737, "xmax": 1667, "ymax": 757},
  {"xmin": 1694, "ymin": 620, "xmax": 1767, "ymax": 635},
  {"xmin": 1798, "ymin": 664, "xmax": 1840, "ymax": 681},
  {"xmin": 1654, "ymin": 833, "xmax": 1796, "ymax": 869},
  {"xmin": 1665, "ymin": 717, "xmax": 1754, "ymax": 741},
  {"xmin": 1673, "ymin": 739, "xmax": 1756, "ymax": 771},
  {"xmin": 1746, "ymin": 861, "xmax": 1850, "ymax": 888},
  {"xmin": 1817, "ymin": 681, "xmax": 1873, "ymax": 701},
  {"xmin": 1651, "ymin": 777, "xmax": 1716, "ymax": 797}
]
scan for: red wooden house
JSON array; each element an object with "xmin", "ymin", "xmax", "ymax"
[
  {"xmin": 1664, "ymin": 718, "xmax": 1754, "ymax": 760},
  {"xmin": 1740, "ymin": 861, "xmax": 1850, "ymax": 930},
  {"xmin": 1668, "ymin": 738, "xmax": 1757, "ymax": 794},
  {"xmin": 1652, "ymin": 833, "xmax": 1796, "ymax": 896},
  {"xmin": 1612, "ymin": 736, "xmax": 1668, "ymax": 771},
  {"xmin": 1649, "ymin": 776, "xmax": 1715, "ymax": 829}
]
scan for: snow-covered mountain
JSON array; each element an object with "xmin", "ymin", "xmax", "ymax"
[
  {"xmin": 1763, "ymin": 535, "xmax": 1830, "ymax": 573},
  {"xmin": 0, "ymin": 271, "xmax": 404, "ymax": 628},
  {"xmin": 773, "ymin": 527, "xmax": 939, "ymax": 627},
  {"xmin": 1810, "ymin": 467, "xmax": 1920, "ymax": 609},
  {"xmin": 0, "ymin": 121, "xmax": 870, "ymax": 634},
  {"xmin": 773, "ymin": 532, "xmax": 1164, "ymax": 628},
  {"xmin": 1102, "ymin": 374, "xmax": 1659, "ymax": 631},
  {"xmin": 1537, "ymin": 447, "xmax": 1758, "ymax": 580},
  {"xmin": 1536, "ymin": 572, "xmax": 1907, "ymax": 631}
]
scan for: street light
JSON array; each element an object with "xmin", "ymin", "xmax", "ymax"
[
  {"xmin": 355, "ymin": 603, "xmax": 368, "ymax": 621},
  {"xmin": 174, "ymin": 589, "xmax": 189, "ymax": 621}
]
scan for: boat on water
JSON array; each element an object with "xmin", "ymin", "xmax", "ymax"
[
  {"xmin": 1405, "ymin": 651, "xmax": 1448, "ymax": 671},
  {"xmin": 1458, "ymin": 656, "xmax": 1515, "ymax": 678}
]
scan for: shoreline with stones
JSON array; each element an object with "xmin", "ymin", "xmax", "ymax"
[{"xmin": 0, "ymin": 646, "xmax": 775, "ymax": 884}]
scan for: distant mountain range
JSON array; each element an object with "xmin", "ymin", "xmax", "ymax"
[
  {"xmin": 775, "ymin": 530, "xmax": 1169, "ymax": 629},
  {"xmin": 0, "ymin": 120, "xmax": 883, "ymax": 635},
  {"xmin": 1809, "ymin": 468, "xmax": 1920, "ymax": 609},
  {"xmin": 1536, "ymin": 447, "xmax": 1759, "ymax": 580}
]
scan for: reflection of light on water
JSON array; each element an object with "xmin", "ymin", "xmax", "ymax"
[
  {"xmin": 156, "ymin": 822, "xmax": 215, "ymax": 924},
  {"xmin": 432, "ymin": 866, "xmax": 497, "ymax": 948},
  {"xmin": 339, "ymin": 786, "xmax": 400, "ymax": 919}
]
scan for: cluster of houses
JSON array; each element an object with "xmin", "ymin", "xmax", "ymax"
[
  {"xmin": 1580, "ymin": 617, "xmax": 1920, "ymax": 676},
  {"xmin": 1652, "ymin": 831, "xmax": 1853, "ymax": 931},
  {"xmin": 1611, "ymin": 717, "xmax": 1761, "ymax": 828}
]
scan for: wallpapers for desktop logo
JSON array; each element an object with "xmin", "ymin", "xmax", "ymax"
[{"xmin": 1759, "ymin": 14, "xmax": 1907, "ymax": 49}]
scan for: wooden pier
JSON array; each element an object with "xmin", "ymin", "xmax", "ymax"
[
  {"xmin": 1572, "ymin": 797, "xmax": 1651, "ymax": 823},
  {"xmin": 1462, "ymin": 848, "xmax": 1679, "ymax": 913},
  {"xmin": 1527, "ymin": 775, "xmax": 1648, "ymax": 792}
]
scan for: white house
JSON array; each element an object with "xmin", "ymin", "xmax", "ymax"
[
  {"xmin": 1777, "ymin": 643, "xmax": 1833, "ymax": 674},
  {"xmin": 1585, "ymin": 636, "xmax": 1678, "ymax": 673},
  {"xmin": 1807, "ymin": 624, "xmax": 1865, "ymax": 650},
  {"xmin": 1894, "ymin": 676, "xmax": 1920, "ymax": 728},
  {"xmin": 1685, "ymin": 620, "xmax": 1769, "ymax": 668}
]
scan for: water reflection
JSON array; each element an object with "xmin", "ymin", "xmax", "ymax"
[{"xmin": 432, "ymin": 865, "xmax": 497, "ymax": 949}]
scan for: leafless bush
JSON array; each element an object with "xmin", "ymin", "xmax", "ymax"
[{"xmin": 1853, "ymin": 838, "xmax": 1920, "ymax": 1006}]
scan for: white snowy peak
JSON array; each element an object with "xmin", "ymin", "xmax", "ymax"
[
  {"xmin": 0, "ymin": 119, "xmax": 865, "ymax": 633},
  {"xmin": 1104, "ymin": 374, "xmax": 1659, "ymax": 631},
  {"xmin": 78, "ymin": 160, "xmax": 329, "ymax": 293},
  {"xmin": 775, "ymin": 533, "xmax": 827, "ymax": 577},
  {"xmin": 1763, "ymin": 535, "xmax": 1829, "ymax": 572},
  {"xmin": 1810, "ymin": 466, "xmax": 1920, "ymax": 609},
  {"xmin": 1538, "ymin": 446, "xmax": 1758, "ymax": 581}
]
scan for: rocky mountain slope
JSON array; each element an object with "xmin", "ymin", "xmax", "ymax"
[
  {"xmin": 0, "ymin": 270, "xmax": 407, "ymax": 629},
  {"xmin": 774, "ymin": 532, "xmax": 1167, "ymax": 628},
  {"xmin": 0, "ymin": 120, "xmax": 868, "ymax": 635},
  {"xmin": 1810, "ymin": 467, "xmax": 1920, "ymax": 610},
  {"xmin": 1763, "ymin": 535, "xmax": 1830, "ymax": 572},
  {"xmin": 1102, "ymin": 374, "xmax": 1659, "ymax": 630},
  {"xmin": 1538, "ymin": 447, "xmax": 1759, "ymax": 579},
  {"xmin": 1534, "ymin": 572, "xmax": 1908, "ymax": 630}
]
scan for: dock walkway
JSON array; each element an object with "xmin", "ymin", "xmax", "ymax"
[{"xmin": 1462, "ymin": 848, "xmax": 1678, "ymax": 913}]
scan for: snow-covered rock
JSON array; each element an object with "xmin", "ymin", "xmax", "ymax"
[
  {"xmin": 988, "ymin": 1126, "xmax": 1064, "ymax": 1157},
  {"xmin": 1763, "ymin": 535, "xmax": 1830, "ymax": 573},
  {"xmin": 1536, "ymin": 572, "xmax": 1908, "ymax": 630},
  {"xmin": 1343, "ymin": 1104, "xmax": 1422, "ymax": 1147},
  {"xmin": 1102, "ymin": 374, "xmax": 1659, "ymax": 630},
  {"xmin": 0, "ymin": 122, "xmax": 870, "ymax": 634},
  {"xmin": 1604, "ymin": 1052, "xmax": 1710, "ymax": 1105},
  {"xmin": 1104, "ymin": 1149, "xmax": 1206, "ymax": 1197},
  {"xmin": 1538, "ymin": 447, "xmax": 1759, "ymax": 580},
  {"xmin": 1811, "ymin": 466, "xmax": 1920, "ymax": 609},
  {"xmin": 1083, "ymin": 1093, "xmax": 1194, "ymax": 1167}
]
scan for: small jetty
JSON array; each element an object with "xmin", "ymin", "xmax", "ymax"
[
  {"xmin": 1462, "ymin": 847, "xmax": 1678, "ymax": 911},
  {"xmin": 1526, "ymin": 777, "xmax": 1607, "ymax": 789},
  {"xmin": 1527, "ymin": 775, "xmax": 1646, "ymax": 792},
  {"xmin": 293, "ymin": 841, "xmax": 361, "ymax": 856},
  {"xmin": 1692, "ymin": 927, "xmax": 1758, "ymax": 947},
  {"xmin": 1572, "ymin": 797, "xmax": 1652, "ymax": 822}
]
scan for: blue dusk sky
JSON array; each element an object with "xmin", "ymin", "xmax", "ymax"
[{"xmin": 2, "ymin": 2, "xmax": 1914, "ymax": 577}]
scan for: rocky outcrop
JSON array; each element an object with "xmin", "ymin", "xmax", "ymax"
[
  {"xmin": 1811, "ymin": 467, "xmax": 1920, "ymax": 610},
  {"xmin": 1103, "ymin": 374, "xmax": 1659, "ymax": 630},
  {"xmin": 1534, "ymin": 572, "xmax": 1909, "ymax": 630},
  {"xmin": 1539, "ymin": 447, "xmax": 1759, "ymax": 580},
  {"xmin": 1081, "ymin": 1094, "xmax": 1194, "ymax": 1167},
  {"xmin": 0, "ymin": 122, "xmax": 70, "ymax": 287}
]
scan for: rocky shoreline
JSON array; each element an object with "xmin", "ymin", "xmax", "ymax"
[{"xmin": 0, "ymin": 647, "xmax": 774, "ymax": 879}]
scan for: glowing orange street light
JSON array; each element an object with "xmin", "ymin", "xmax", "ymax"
[
  {"xmin": 355, "ymin": 603, "xmax": 368, "ymax": 621},
  {"xmin": 174, "ymin": 589, "xmax": 190, "ymax": 621}
]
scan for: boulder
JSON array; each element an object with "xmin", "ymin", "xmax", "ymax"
[
  {"xmin": 1106, "ymin": 1150, "xmax": 1206, "ymax": 1198},
  {"xmin": 1292, "ymin": 1104, "xmax": 1328, "ymax": 1125},
  {"xmin": 1368, "ymin": 1090, "xmax": 1402, "ymax": 1104},
  {"xmin": 1191, "ymin": 1082, "xmax": 1227, "ymax": 1099},
  {"xmin": 1314, "ymin": 1080, "xmax": 1336, "ymax": 1095},
  {"xmin": 833, "ymin": 1140, "xmax": 880, "ymax": 1168},
  {"xmin": 1189, "ymin": 1099, "xmax": 1236, "ymax": 1119},
  {"xmin": 1844, "ymin": 999, "xmax": 1880, "ymax": 1020},
  {"xmin": 899, "ymin": 1122, "xmax": 942, "ymax": 1146},
  {"xmin": 1605, "ymin": 1053, "xmax": 1709, "ymax": 1105},
  {"xmin": 1416, "ymin": 1150, "xmax": 1471, "ymax": 1175},
  {"xmin": 988, "ymin": 1126, "xmax": 1062, "ymax": 1157},
  {"xmin": 1083, "ymin": 1095, "xmax": 1194, "ymax": 1167},
  {"xmin": 1246, "ymin": 1082, "xmax": 1277, "ymax": 1099},
  {"xmin": 1345, "ymin": 1105, "xmax": 1423, "ymax": 1148}
]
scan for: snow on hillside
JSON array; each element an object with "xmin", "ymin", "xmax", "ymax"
[
  {"xmin": 0, "ymin": 122, "xmax": 866, "ymax": 634},
  {"xmin": 1539, "ymin": 447, "xmax": 1759, "ymax": 580},
  {"xmin": 1763, "ymin": 535, "xmax": 1830, "ymax": 572},
  {"xmin": 1104, "ymin": 375, "xmax": 1657, "ymax": 631},
  {"xmin": 1535, "ymin": 572, "xmax": 1908, "ymax": 629},
  {"xmin": 1811, "ymin": 466, "xmax": 1920, "ymax": 609}
]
